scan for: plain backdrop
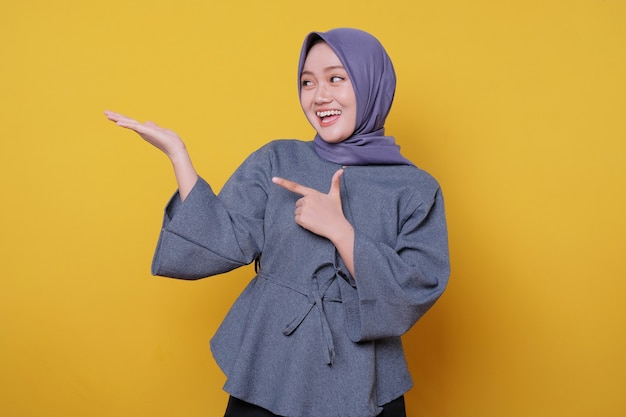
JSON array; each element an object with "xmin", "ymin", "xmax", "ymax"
[{"xmin": 1, "ymin": 1, "xmax": 625, "ymax": 416}]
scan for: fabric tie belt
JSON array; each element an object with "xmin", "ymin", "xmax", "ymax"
[{"xmin": 258, "ymin": 263, "xmax": 344, "ymax": 366}]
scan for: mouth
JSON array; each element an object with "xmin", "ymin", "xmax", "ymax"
[{"xmin": 316, "ymin": 109, "xmax": 342, "ymax": 126}]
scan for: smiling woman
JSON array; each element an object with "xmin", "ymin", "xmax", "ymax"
[
  {"xmin": 105, "ymin": 28, "xmax": 450, "ymax": 417},
  {"xmin": 299, "ymin": 41, "xmax": 357, "ymax": 143}
]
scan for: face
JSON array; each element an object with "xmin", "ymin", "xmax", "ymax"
[{"xmin": 300, "ymin": 42, "xmax": 357, "ymax": 144}]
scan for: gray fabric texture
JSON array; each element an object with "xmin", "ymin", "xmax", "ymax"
[{"xmin": 152, "ymin": 140, "xmax": 450, "ymax": 417}]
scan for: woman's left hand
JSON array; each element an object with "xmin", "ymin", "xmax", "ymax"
[
  {"xmin": 272, "ymin": 169, "xmax": 356, "ymax": 277},
  {"xmin": 272, "ymin": 169, "xmax": 349, "ymax": 240}
]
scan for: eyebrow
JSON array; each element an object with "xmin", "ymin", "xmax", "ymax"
[{"xmin": 301, "ymin": 65, "xmax": 346, "ymax": 76}]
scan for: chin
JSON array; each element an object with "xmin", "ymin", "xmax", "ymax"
[
  {"xmin": 317, "ymin": 129, "xmax": 352, "ymax": 144},
  {"xmin": 318, "ymin": 135, "xmax": 345, "ymax": 144}
]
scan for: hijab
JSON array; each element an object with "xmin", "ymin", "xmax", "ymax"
[{"xmin": 298, "ymin": 28, "xmax": 413, "ymax": 166}]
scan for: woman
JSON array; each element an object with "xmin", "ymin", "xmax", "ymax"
[{"xmin": 105, "ymin": 28, "xmax": 449, "ymax": 417}]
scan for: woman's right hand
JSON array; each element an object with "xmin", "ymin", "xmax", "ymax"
[
  {"xmin": 104, "ymin": 110, "xmax": 198, "ymax": 200},
  {"xmin": 104, "ymin": 110, "xmax": 187, "ymax": 160}
]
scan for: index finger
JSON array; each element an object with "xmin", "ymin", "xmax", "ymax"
[
  {"xmin": 104, "ymin": 110, "xmax": 133, "ymax": 123},
  {"xmin": 104, "ymin": 111, "xmax": 141, "ymax": 127},
  {"xmin": 272, "ymin": 177, "xmax": 316, "ymax": 196}
]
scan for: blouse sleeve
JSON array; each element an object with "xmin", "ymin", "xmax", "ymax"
[
  {"xmin": 341, "ymin": 187, "xmax": 450, "ymax": 342},
  {"xmin": 151, "ymin": 148, "xmax": 270, "ymax": 280}
]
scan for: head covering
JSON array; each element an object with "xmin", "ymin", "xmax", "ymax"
[{"xmin": 298, "ymin": 28, "xmax": 413, "ymax": 166}]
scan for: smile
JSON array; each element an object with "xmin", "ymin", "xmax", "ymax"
[
  {"xmin": 316, "ymin": 110, "xmax": 342, "ymax": 126},
  {"xmin": 316, "ymin": 110, "xmax": 342, "ymax": 118}
]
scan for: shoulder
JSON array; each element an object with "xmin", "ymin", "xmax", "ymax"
[
  {"xmin": 359, "ymin": 165, "xmax": 444, "ymax": 222},
  {"xmin": 400, "ymin": 164, "xmax": 441, "ymax": 189},
  {"xmin": 253, "ymin": 139, "xmax": 315, "ymax": 158},
  {"xmin": 242, "ymin": 140, "xmax": 319, "ymax": 172},
  {"xmin": 360, "ymin": 164, "xmax": 442, "ymax": 196},
  {"xmin": 233, "ymin": 139, "xmax": 312, "ymax": 164}
]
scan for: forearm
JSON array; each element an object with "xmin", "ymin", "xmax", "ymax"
[
  {"xmin": 169, "ymin": 148, "xmax": 198, "ymax": 201},
  {"xmin": 331, "ymin": 221, "xmax": 356, "ymax": 279}
]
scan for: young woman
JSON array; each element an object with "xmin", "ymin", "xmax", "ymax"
[{"xmin": 105, "ymin": 28, "xmax": 449, "ymax": 417}]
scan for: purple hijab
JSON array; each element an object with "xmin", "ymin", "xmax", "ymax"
[{"xmin": 298, "ymin": 28, "xmax": 413, "ymax": 166}]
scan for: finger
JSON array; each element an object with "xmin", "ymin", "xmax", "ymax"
[
  {"xmin": 104, "ymin": 110, "xmax": 122, "ymax": 118},
  {"xmin": 114, "ymin": 118, "xmax": 144, "ymax": 131},
  {"xmin": 104, "ymin": 110, "xmax": 127, "ymax": 122},
  {"xmin": 104, "ymin": 110, "xmax": 136, "ymax": 123},
  {"xmin": 328, "ymin": 169, "xmax": 344, "ymax": 197},
  {"xmin": 295, "ymin": 195, "xmax": 309, "ymax": 208},
  {"xmin": 105, "ymin": 112, "xmax": 140, "ymax": 127},
  {"xmin": 272, "ymin": 177, "xmax": 316, "ymax": 196},
  {"xmin": 115, "ymin": 118, "xmax": 159, "ymax": 134}
]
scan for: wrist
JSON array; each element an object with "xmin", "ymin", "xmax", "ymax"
[
  {"xmin": 331, "ymin": 220, "xmax": 354, "ymax": 247},
  {"xmin": 331, "ymin": 220, "xmax": 356, "ymax": 278},
  {"xmin": 168, "ymin": 146, "xmax": 190, "ymax": 165}
]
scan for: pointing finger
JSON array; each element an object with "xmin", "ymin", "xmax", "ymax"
[{"xmin": 272, "ymin": 177, "xmax": 316, "ymax": 196}]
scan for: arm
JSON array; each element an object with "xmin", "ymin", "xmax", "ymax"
[
  {"xmin": 341, "ymin": 187, "xmax": 450, "ymax": 341},
  {"xmin": 105, "ymin": 110, "xmax": 267, "ymax": 279},
  {"xmin": 152, "ymin": 147, "xmax": 270, "ymax": 279},
  {"xmin": 104, "ymin": 111, "xmax": 198, "ymax": 200},
  {"xmin": 273, "ymin": 169, "xmax": 449, "ymax": 341}
]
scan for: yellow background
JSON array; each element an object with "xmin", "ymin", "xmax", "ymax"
[{"xmin": 1, "ymin": 0, "xmax": 625, "ymax": 416}]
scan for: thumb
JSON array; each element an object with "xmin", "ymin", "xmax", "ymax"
[{"xmin": 328, "ymin": 169, "xmax": 344, "ymax": 198}]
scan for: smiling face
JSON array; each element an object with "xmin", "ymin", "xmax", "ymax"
[{"xmin": 300, "ymin": 41, "xmax": 357, "ymax": 144}]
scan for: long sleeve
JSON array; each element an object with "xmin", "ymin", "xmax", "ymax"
[
  {"xmin": 163, "ymin": 141, "xmax": 449, "ymax": 417},
  {"xmin": 151, "ymin": 148, "xmax": 270, "ymax": 279},
  {"xmin": 341, "ymin": 186, "xmax": 450, "ymax": 342}
]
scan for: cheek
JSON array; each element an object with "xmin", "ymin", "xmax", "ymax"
[
  {"xmin": 341, "ymin": 96, "xmax": 357, "ymax": 126},
  {"xmin": 299, "ymin": 91, "xmax": 313, "ymax": 110},
  {"xmin": 340, "ymin": 94, "xmax": 355, "ymax": 112},
  {"xmin": 338, "ymin": 89, "xmax": 357, "ymax": 116}
]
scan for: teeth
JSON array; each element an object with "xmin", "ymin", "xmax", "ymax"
[{"xmin": 316, "ymin": 110, "xmax": 342, "ymax": 118}]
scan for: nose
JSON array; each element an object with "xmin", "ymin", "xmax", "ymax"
[{"xmin": 314, "ymin": 84, "xmax": 332, "ymax": 104}]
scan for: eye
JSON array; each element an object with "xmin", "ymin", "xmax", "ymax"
[
  {"xmin": 330, "ymin": 76, "xmax": 345, "ymax": 83},
  {"xmin": 301, "ymin": 79, "xmax": 314, "ymax": 88}
]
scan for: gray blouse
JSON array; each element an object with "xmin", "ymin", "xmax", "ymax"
[{"xmin": 152, "ymin": 140, "xmax": 450, "ymax": 417}]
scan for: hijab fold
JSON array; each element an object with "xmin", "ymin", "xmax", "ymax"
[{"xmin": 298, "ymin": 28, "xmax": 414, "ymax": 166}]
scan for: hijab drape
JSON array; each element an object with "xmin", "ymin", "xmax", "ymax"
[{"xmin": 298, "ymin": 28, "xmax": 413, "ymax": 166}]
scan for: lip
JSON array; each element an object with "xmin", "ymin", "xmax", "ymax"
[
  {"xmin": 319, "ymin": 114, "xmax": 340, "ymax": 127},
  {"xmin": 315, "ymin": 108, "xmax": 342, "ymax": 127}
]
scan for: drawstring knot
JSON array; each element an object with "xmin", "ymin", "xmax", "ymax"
[{"xmin": 282, "ymin": 263, "xmax": 342, "ymax": 366}]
